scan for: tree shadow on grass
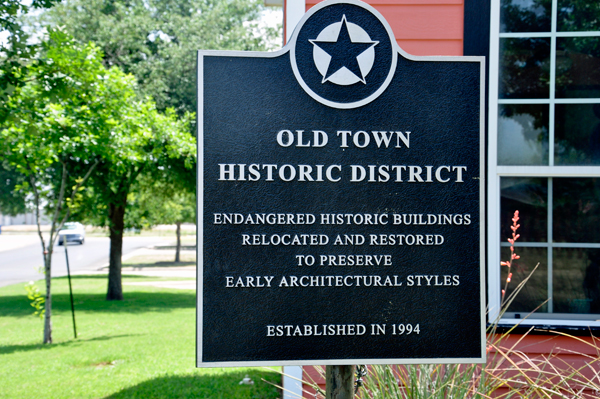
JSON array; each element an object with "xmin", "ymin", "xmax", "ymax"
[
  {"xmin": 0, "ymin": 334, "xmax": 142, "ymax": 355},
  {"xmin": 18, "ymin": 274, "xmax": 163, "ymax": 283},
  {"xmin": 153, "ymin": 245, "xmax": 196, "ymax": 251},
  {"xmin": 104, "ymin": 370, "xmax": 281, "ymax": 399},
  {"xmin": 124, "ymin": 261, "xmax": 196, "ymax": 268},
  {"xmin": 1, "ymin": 280, "xmax": 195, "ymax": 317}
]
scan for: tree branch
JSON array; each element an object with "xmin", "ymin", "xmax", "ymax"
[
  {"xmin": 48, "ymin": 162, "xmax": 68, "ymax": 247},
  {"xmin": 24, "ymin": 157, "xmax": 47, "ymax": 259},
  {"xmin": 55, "ymin": 159, "xmax": 101, "ymax": 240},
  {"xmin": 128, "ymin": 164, "xmax": 145, "ymax": 188},
  {"xmin": 28, "ymin": 173, "xmax": 46, "ymax": 256}
]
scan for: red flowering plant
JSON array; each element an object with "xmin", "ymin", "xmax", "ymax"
[
  {"xmin": 493, "ymin": 210, "xmax": 541, "ymax": 323},
  {"xmin": 500, "ymin": 210, "xmax": 520, "ymax": 304}
]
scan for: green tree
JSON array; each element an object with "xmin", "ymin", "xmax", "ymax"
[
  {"xmin": 127, "ymin": 177, "xmax": 195, "ymax": 262},
  {"xmin": 1, "ymin": 0, "xmax": 60, "ymax": 119},
  {"xmin": 0, "ymin": 28, "xmax": 130, "ymax": 343},
  {"xmin": 0, "ymin": 162, "xmax": 27, "ymax": 216},
  {"xmin": 69, "ymin": 106, "xmax": 195, "ymax": 300},
  {"xmin": 0, "ymin": 28, "xmax": 193, "ymax": 340},
  {"xmin": 35, "ymin": 0, "xmax": 270, "ymax": 299},
  {"xmin": 42, "ymin": 0, "xmax": 279, "ymax": 119}
]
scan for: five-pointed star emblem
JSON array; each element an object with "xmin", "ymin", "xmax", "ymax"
[{"xmin": 309, "ymin": 15, "xmax": 378, "ymax": 84}]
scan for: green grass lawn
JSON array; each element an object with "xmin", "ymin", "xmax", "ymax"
[{"xmin": 0, "ymin": 275, "xmax": 281, "ymax": 399}]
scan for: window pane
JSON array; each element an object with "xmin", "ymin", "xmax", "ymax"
[
  {"xmin": 553, "ymin": 248, "xmax": 600, "ymax": 314},
  {"xmin": 558, "ymin": 0, "xmax": 600, "ymax": 32},
  {"xmin": 501, "ymin": 246, "xmax": 548, "ymax": 313},
  {"xmin": 556, "ymin": 37, "xmax": 600, "ymax": 98},
  {"xmin": 501, "ymin": 0, "xmax": 552, "ymax": 33},
  {"xmin": 498, "ymin": 104, "xmax": 549, "ymax": 165},
  {"xmin": 499, "ymin": 38, "xmax": 551, "ymax": 99},
  {"xmin": 553, "ymin": 178, "xmax": 600, "ymax": 243},
  {"xmin": 501, "ymin": 177, "xmax": 548, "ymax": 242},
  {"xmin": 555, "ymin": 104, "xmax": 600, "ymax": 165}
]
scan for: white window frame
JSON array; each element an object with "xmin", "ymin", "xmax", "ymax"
[{"xmin": 488, "ymin": 0, "xmax": 600, "ymax": 327}]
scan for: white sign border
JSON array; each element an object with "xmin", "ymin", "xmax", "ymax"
[{"xmin": 196, "ymin": 0, "xmax": 486, "ymax": 368}]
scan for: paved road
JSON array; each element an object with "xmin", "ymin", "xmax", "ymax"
[{"xmin": 0, "ymin": 235, "xmax": 171, "ymax": 287}]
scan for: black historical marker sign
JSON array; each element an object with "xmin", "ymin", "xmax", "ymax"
[{"xmin": 197, "ymin": 0, "xmax": 485, "ymax": 366}]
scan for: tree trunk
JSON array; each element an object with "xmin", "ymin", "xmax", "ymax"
[
  {"xmin": 107, "ymin": 202, "xmax": 126, "ymax": 300},
  {"xmin": 326, "ymin": 365, "xmax": 354, "ymax": 399},
  {"xmin": 43, "ymin": 251, "xmax": 52, "ymax": 344},
  {"xmin": 175, "ymin": 221, "xmax": 181, "ymax": 263}
]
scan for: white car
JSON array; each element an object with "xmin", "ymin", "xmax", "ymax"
[{"xmin": 58, "ymin": 222, "xmax": 86, "ymax": 245}]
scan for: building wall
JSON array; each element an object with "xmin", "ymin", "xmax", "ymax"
[
  {"xmin": 304, "ymin": 0, "xmax": 464, "ymax": 56},
  {"xmin": 0, "ymin": 212, "xmax": 49, "ymax": 226}
]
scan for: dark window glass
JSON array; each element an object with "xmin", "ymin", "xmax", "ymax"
[
  {"xmin": 498, "ymin": 104, "xmax": 549, "ymax": 165},
  {"xmin": 555, "ymin": 104, "xmax": 600, "ymax": 165},
  {"xmin": 558, "ymin": 0, "xmax": 600, "ymax": 32},
  {"xmin": 499, "ymin": 38, "xmax": 551, "ymax": 99},
  {"xmin": 501, "ymin": 177, "xmax": 548, "ymax": 242},
  {"xmin": 556, "ymin": 37, "xmax": 600, "ymax": 98},
  {"xmin": 553, "ymin": 178, "xmax": 600, "ymax": 243},
  {"xmin": 501, "ymin": 246, "xmax": 548, "ymax": 313},
  {"xmin": 501, "ymin": 0, "xmax": 552, "ymax": 33},
  {"xmin": 553, "ymin": 248, "xmax": 600, "ymax": 314}
]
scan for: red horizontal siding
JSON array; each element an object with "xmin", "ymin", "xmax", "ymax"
[
  {"xmin": 304, "ymin": 0, "xmax": 464, "ymax": 56},
  {"xmin": 396, "ymin": 39, "xmax": 463, "ymax": 57}
]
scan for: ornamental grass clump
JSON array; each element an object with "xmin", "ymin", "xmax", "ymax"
[{"xmin": 290, "ymin": 211, "xmax": 600, "ymax": 399}]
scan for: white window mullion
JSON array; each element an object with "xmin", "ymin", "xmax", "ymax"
[
  {"xmin": 497, "ymin": 166, "xmax": 600, "ymax": 177},
  {"xmin": 488, "ymin": 177, "xmax": 502, "ymax": 322},
  {"xmin": 547, "ymin": 177, "xmax": 554, "ymax": 313},
  {"xmin": 499, "ymin": 32, "xmax": 553, "ymax": 38},
  {"xmin": 499, "ymin": 32, "xmax": 600, "ymax": 39},
  {"xmin": 547, "ymin": 0, "xmax": 554, "ymax": 305},
  {"xmin": 549, "ymin": 0, "xmax": 557, "ymax": 167},
  {"xmin": 499, "ymin": 98, "xmax": 600, "ymax": 105},
  {"xmin": 487, "ymin": 0, "xmax": 502, "ymax": 323}
]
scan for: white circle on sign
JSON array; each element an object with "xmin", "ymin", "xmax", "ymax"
[{"xmin": 311, "ymin": 17, "xmax": 377, "ymax": 86}]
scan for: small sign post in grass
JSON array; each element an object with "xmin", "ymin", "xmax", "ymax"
[{"xmin": 63, "ymin": 241, "xmax": 77, "ymax": 339}]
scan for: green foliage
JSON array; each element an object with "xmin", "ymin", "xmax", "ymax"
[
  {"xmin": 42, "ymin": 0, "xmax": 280, "ymax": 119},
  {"xmin": 69, "ymin": 104, "xmax": 196, "ymax": 231},
  {"xmin": 557, "ymin": 0, "xmax": 600, "ymax": 32},
  {"xmin": 126, "ymin": 177, "xmax": 195, "ymax": 229},
  {"xmin": 0, "ymin": 161, "xmax": 27, "ymax": 216},
  {"xmin": 0, "ymin": 0, "xmax": 61, "ymax": 117},
  {"xmin": 1, "ymin": 27, "xmax": 134, "ymax": 178},
  {"xmin": 0, "ymin": 25, "xmax": 196, "ymax": 333},
  {"xmin": 1, "ymin": 26, "xmax": 195, "ymax": 228},
  {"xmin": 0, "ymin": 27, "xmax": 146, "ymax": 230},
  {"xmin": 1, "ymin": 0, "xmax": 57, "ymax": 32},
  {"xmin": 24, "ymin": 281, "xmax": 45, "ymax": 319}
]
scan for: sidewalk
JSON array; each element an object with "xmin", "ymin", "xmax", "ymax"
[{"xmin": 97, "ymin": 245, "xmax": 197, "ymax": 290}]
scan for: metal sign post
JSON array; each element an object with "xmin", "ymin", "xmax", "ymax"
[
  {"xmin": 326, "ymin": 365, "xmax": 354, "ymax": 399},
  {"xmin": 63, "ymin": 240, "xmax": 77, "ymax": 339}
]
